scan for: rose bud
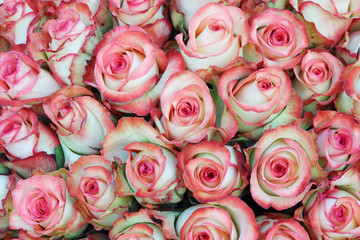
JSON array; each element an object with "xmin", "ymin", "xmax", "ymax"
[
  {"xmin": 177, "ymin": 141, "xmax": 249, "ymax": 203},
  {"xmin": 151, "ymin": 70, "xmax": 216, "ymax": 147},
  {"xmin": 295, "ymin": 164, "xmax": 360, "ymax": 240},
  {"xmin": 313, "ymin": 111, "xmax": 360, "ymax": 172},
  {"xmin": 84, "ymin": 25, "xmax": 185, "ymax": 116},
  {"xmin": 109, "ymin": 209, "xmax": 178, "ymax": 240},
  {"xmin": 0, "ymin": 50, "xmax": 61, "ymax": 107},
  {"xmin": 292, "ymin": 49, "xmax": 343, "ymax": 113},
  {"xmin": 176, "ymin": 196, "xmax": 259, "ymax": 240},
  {"xmin": 0, "ymin": 107, "xmax": 59, "ymax": 160},
  {"xmin": 9, "ymin": 169, "xmax": 87, "ymax": 239},
  {"xmin": 27, "ymin": 2, "xmax": 103, "ymax": 86},
  {"xmin": 175, "ymin": 2, "xmax": 249, "ymax": 75},
  {"xmin": 67, "ymin": 155, "xmax": 131, "ymax": 230},
  {"xmin": 218, "ymin": 66, "xmax": 302, "ymax": 141},
  {"xmin": 256, "ymin": 213, "xmax": 310, "ymax": 240},
  {"xmin": 245, "ymin": 125, "xmax": 327, "ymax": 210},
  {"xmin": 248, "ymin": 8, "xmax": 309, "ymax": 69},
  {"xmin": 43, "ymin": 85, "xmax": 115, "ymax": 167},
  {"xmin": 109, "ymin": 0, "xmax": 172, "ymax": 48}
]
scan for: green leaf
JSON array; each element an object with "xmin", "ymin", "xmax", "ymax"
[{"xmin": 55, "ymin": 145, "xmax": 64, "ymax": 169}]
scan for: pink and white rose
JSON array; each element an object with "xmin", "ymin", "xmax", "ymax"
[
  {"xmin": 337, "ymin": 19, "xmax": 360, "ymax": 64},
  {"xmin": 0, "ymin": 174, "xmax": 17, "ymax": 239}
]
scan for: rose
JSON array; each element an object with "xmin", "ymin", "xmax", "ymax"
[
  {"xmin": 84, "ymin": 25, "xmax": 185, "ymax": 116},
  {"xmin": 109, "ymin": 0, "xmax": 172, "ymax": 48},
  {"xmin": 0, "ymin": 174, "xmax": 17, "ymax": 239},
  {"xmin": 9, "ymin": 170, "xmax": 87, "ymax": 238},
  {"xmin": 0, "ymin": 50, "xmax": 61, "ymax": 107},
  {"xmin": 295, "ymin": 165, "xmax": 360, "ymax": 240},
  {"xmin": 0, "ymin": 107, "xmax": 59, "ymax": 160},
  {"xmin": 151, "ymin": 70, "xmax": 216, "ymax": 147},
  {"xmin": 292, "ymin": 49, "xmax": 343, "ymax": 112},
  {"xmin": 27, "ymin": 2, "xmax": 102, "ymax": 86},
  {"xmin": 109, "ymin": 209, "xmax": 178, "ymax": 240},
  {"xmin": 337, "ymin": 19, "xmax": 360, "ymax": 64},
  {"xmin": 175, "ymin": 2, "xmax": 249, "ymax": 73},
  {"xmin": 289, "ymin": 0, "xmax": 360, "ymax": 46},
  {"xmin": 245, "ymin": 124, "xmax": 326, "ymax": 210},
  {"xmin": 67, "ymin": 155, "xmax": 131, "ymax": 230},
  {"xmin": 256, "ymin": 213, "xmax": 310, "ymax": 240},
  {"xmin": 248, "ymin": 8, "xmax": 309, "ymax": 69},
  {"xmin": 175, "ymin": 196, "xmax": 259, "ymax": 240},
  {"xmin": 218, "ymin": 66, "xmax": 302, "ymax": 141},
  {"xmin": 313, "ymin": 111, "xmax": 360, "ymax": 171},
  {"xmin": 43, "ymin": 85, "xmax": 115, "ymax": 167},
  {"xmin": 177, "ymin": 141, "xmax": 249, "ymax": 202}
]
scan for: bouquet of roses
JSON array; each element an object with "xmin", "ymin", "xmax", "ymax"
[{"xmin": 1, "ymin": 0, "xmax": 360, "ymax": 239}]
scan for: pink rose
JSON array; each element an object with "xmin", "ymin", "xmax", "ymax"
[
  {"xmin": 248, "ymin": 8, "xmax": 309, "ymax": 69},
  {"xmin": 151, "ymin": 70, "xmax": 216, "ymax": 147},
  {"xmin": 0, "ymin": 51, "xmax": 61, "ymax": 107},
  {"xmin": 175, "ymin": 196, "xmax": 259, "ymax": 240},
  {"xmin": 337, "ymin": 19, "xmax": 360, "ymax": 64},
  {"xmin": 9, "ymin": 170, "xmax": 87, "ymax": 238},
  {"xmin": 175, "ymin": 2, "xmax": 249, "ymax": 74},
  {"xmin": 313, "ymin": 111, "xmax": 360, "ymax": 171},
  {"xmin": 177, "ymin": 141, "xmax": 249, "ymax": 202},
  {"xmin": 245, "ymin": 125, "xmax": 326, "ymax": 210},
  {"xmin": 218, "ymin": 67, "xmax": 302, "ymax": 141},
  {"xmin": 0, "ymin": 174, "xmax": 17, "ymax": 239},
  {"xmin": 256, "ymin": 213, "xmax": 310, "ymax": 240},
  {"xmin": 85, "ymin": 25, "xmax": 185, "ymax": 116},
  {"xmin": 67, "ymin": 155, "xmax": 131, "ymax": 230},
  {"xmin": 43, "ymin": 86, "xmax": 115, "ymax": 167},
  {"xmin": 0, "ymin": 108, "xmax": 59, "ymax": 160},
  {"xmin": 109, "ymin": 0, "xmax": 172, "ymax": 48},
  {"xmin": 27, "ymin": 3, "xmax": 102, "ymax": 86}
]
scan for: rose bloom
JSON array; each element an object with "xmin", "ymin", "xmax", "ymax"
[
  {"xmin": 256, "ymin": 213, "xmax": 310, "ymax": 240},
  {"xmin": 67, "ymin": 155, "xmax": 131, "ymax": 230},
  {"xmin": 175, "ymin": 2, "xmax": 249, "ymax": 74},
  {"xmin": 290, "ymin": 0, "xmax": 360, "ymax": 46},
  {"xmin": 9, "ymin": 170, "xmax": 87, "ymax": 238},
  {"xmin": 0, "ymin": 107, "xmax": 59, "ymax": 160},
  {"xmin": 151, "ymin": 70, "xmax": 216, "ymax": 147},
  {"xmin": 292, "ymin": 49, "xmax": 343, "ymax": 112},
  {"xmin": 43, "ymin": 85, "xmax": 115, "ymax": 167},
  {"xmin": 109, "ymin": 0, "xmax": 172, "ymax": 48},
  {"xmin": 295, "ymin": 165, "xmax": 360, "ymax": 240},
  {"xmin": 0, "ymin": 50, "xmax": 61, "ymax": 107},
  {"xmin": 177, "ymin": 141, "xmax": 249, "ymax": 202},
  {"xmin": 313, "ymin": 111, "xmax": 360, "ymax": 172},
  {"xmin": 245, "ymin": 125, "xmax": 326, "ymax": 210},
  {"xmin": 175, "ymin": 196, "xmax": 259, "ymax": 240},
  {"xmin": 218, "ymin": 66, "xmax": 302, "ymax": 141},
  {"xmin": 85, "ymin": 25, "xmax": 185, "ymax": 116},
  {"xmin": 109, "ymin": 209, "xmax": 178, "ymax": 240},
  {"xmin": 248, "ymin": 8, "xmax": 309, "ymax": 69},
  {"xmin": 27, "ymin": 2, "xmax": 102, "ymax": 86}
]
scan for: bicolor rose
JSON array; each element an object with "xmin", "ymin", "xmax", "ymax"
[
  {"xmin": 245, "ymin": 124, "xmax": 326, "ymax": 210},
  {"xmin": 151, "ymin": 70, "xmax": 216, "ymax": 147},
  {"xmin": 175, "ymin": 196, "xmax": 259, "ymax": 240},
  {"xmin": 248, "ymin": 8, "xmax": 309, "ymax": 69},
  {"xmin": 313, "ymin": 111, "xmax": 360, "ymax": 171},
  {"xmin": 43, "ymin": 85, "xmax": 115, "ymax": 167},
  {"xmin": 0, "ymin": 107, "xmax": 59, "ymax": 160},
  {"xmin": 175, "ymin": 2, "xmax": 249, "ymax": 74},
  {"xmin": 109, "ymin": 0, "xmax": 172, "ymax": 48},
  {"xmin": 292, "ymin": 49, "xmax": 343, "ymax": 112},
  {"xmin": 0, "ymin": 174, "xmax": 17, "ymax": 239},
  {"xmin": 27, "ymin": 2, "xmax": 102, "ymax": 86},
  {"xmin": 0, "ymin": 50, "xmax": 61, "ymax": 107},
  {"xmin": 84, "ymin": 25, "xmax": 185, "ymax": 116},
  {"xmin": 67, "ymin": 155, "xmax": 131, "ymax": 230},
  {"xmin": 109, "ymin": 209, "xmax": 178, "ymax": 240},
  {"xmin": 256, "ymin": 213, "xmax": 310, "ymax": 240},
  {"xmin": 337, "ymin": 19, "xmax": 360, "ymax": 64},
  {"xmin": 218, "ymin": 66, "xmax": 302, "ymax": 141},
  {"xmin": 9, "ymin": 170, "xmax": 87, "ymax": 238},
  {"xmin": 177, "ymin": 141, "xmax": 249, "ymax": 202}
]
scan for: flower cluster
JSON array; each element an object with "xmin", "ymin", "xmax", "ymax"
[{"xmin": 1, "ymin": 0, "xmax": 360, "ymax": 239}]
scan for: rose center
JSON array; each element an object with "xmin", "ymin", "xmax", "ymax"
[
  {"xmin": 178, "ymin": 102, "xmax": 194, "ymax": 117},
  {"xmin": 138, "ymin": 160, "xmax": 154, "ymax": 177},
  {"xmin": 271, "ymin": 161, "xmax": 288, "ymax": 178},
  {"xmin": 4, "ymin": 60, "xmax": 18, "ymax": 78},
  {"xmin": 332, "ymin": 130, "xmax": 350, "ymax": 150},
  {"xmin": 330, "ymin": 204, "xmax": 349, "ymax": 227},
  {"xmin": 33, "ymin": 198, "xmax": 50, "ymax": 220},
  {"xmin": 110, "ymin": 54, "xmax": 127, "ymax": 73},
  {"xmin": 195, "ymin": 231, "xmax": 210, "ymax": 240},
  {"xmin": 208, "ymin": 19, "xmax": 225, "ymax": 32},
  {"xmin": 257, "ymin": 79, "xmax": 273, "ymax": 90},
  {"xmin": 269, "ymin": 27, "xmax": 290, "ymax": 46},
  {"xmin": 83, "ymin": 180, "xmax": 99, "ymax": 195},
  {"xmin": 56, "ymin": 20, "xmax": 72, "ymax": 32}
]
